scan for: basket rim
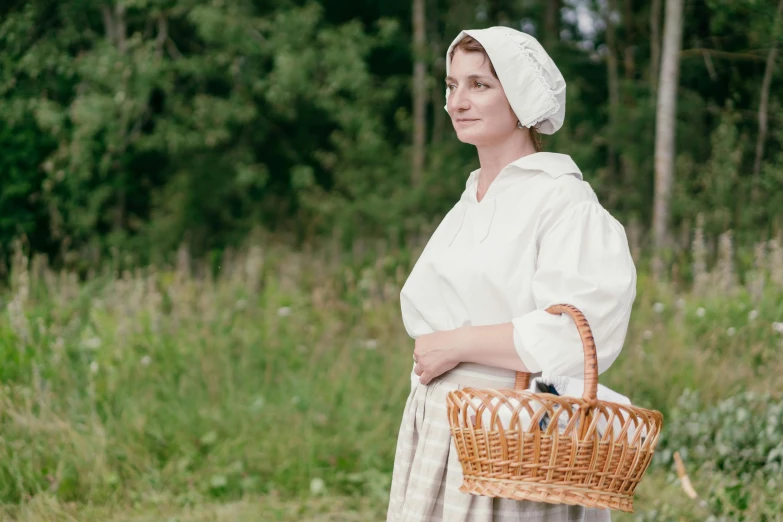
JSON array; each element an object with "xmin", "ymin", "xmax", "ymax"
[{"xmin": 447, "ymin": 387, "xmax": 665, "ymax": 417}]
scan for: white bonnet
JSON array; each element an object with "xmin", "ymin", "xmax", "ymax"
[{"xmin": 444, "ymin": 26, "xmax": 566, "ymax": 135}]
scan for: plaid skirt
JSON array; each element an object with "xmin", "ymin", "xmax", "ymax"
[{"xmin": 386, "ymin": 363, "xmax": 612, "ymax": 522}]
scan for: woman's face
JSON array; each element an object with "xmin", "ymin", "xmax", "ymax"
[{"xmin": 445, "ymin": 49, "xmax": 518, "ymax": 146}]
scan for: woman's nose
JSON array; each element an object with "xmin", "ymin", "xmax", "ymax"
[{"xmin": 448, "ymin": 86, "xmax": 470, "ymax": 112}]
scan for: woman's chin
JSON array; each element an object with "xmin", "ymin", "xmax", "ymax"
[
  {"xmin": 454, "ymin": 126, "xmax": 514, "ymax": 146},
  {"xmin": 455, "ymin": 128, "xmax": 483, "ymax": 145}
]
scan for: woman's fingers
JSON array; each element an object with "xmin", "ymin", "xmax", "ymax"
[
  {"xmin": 413, "ymin": 364, "xmax": 433, "ymax": 384},
  {"xmin": 414, "ymin": 362, "xmax": 432, "ymax": 384}
]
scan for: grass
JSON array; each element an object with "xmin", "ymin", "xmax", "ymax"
[
  {"xmin": 0, "ymin": 470, "xmax": 714, "ymax": 521},
  {"xmin": 0, "ymin": 229, "xmax": 781, "ymax": 521},
  {"xmin": 0, "ymin": 493, "xmax": 387, "ymax": 521}
]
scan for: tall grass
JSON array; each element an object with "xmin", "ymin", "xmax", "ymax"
[{"xmin": 0, "ymin": 224, "xmax": 781, "ymax": 520}]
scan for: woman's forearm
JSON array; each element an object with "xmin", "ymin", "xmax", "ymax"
[{"xmin": 456, "ymin": 323, "xmax": 530, "ymax": 373}]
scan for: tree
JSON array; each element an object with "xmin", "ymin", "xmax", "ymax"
[
  {"xmin": 411, "ymin": 0, "xmax": 427, "ymax": 187},
  {"xmin": 653, "ymin": 0, "xmax": 684, "ymax": 262},
  {"xmin": 753, "ymin": 0, "xmax": 783, "ymax": 185},
  {"xmin": 649, "ymin": 0, "xmax": 661, "ymax": 96}
]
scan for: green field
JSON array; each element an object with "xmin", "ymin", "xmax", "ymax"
[{"xmin": 0, "ymin": 234, "xmax": 781, "ymax": 521}]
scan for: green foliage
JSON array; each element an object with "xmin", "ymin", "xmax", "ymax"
[
  {"xmin": 0, "ymin": 117, "xmax": 56, "ymax": 250},
  {"xmin": 0, "ymin": 233, "xmax": 780, "ymax": 518},
  {"xmin": 1, "ymin": 0, "xmax": 782, "ymax": 266},
  {"xmin": 0, "ymin": 0, "xmax": 410, "ymax": 261},
  {"xmin": 658, "ymin": 390, "xmax": 783, "ymax": 478},
  {"xmin": 631, "ymin": 386, "xmax": 783, "ymax": 521},
  {"xmin": 2, "ymin": 4, "xmax": 781, "ymax": 519}
]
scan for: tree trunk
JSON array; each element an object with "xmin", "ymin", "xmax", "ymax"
[
  {"xmin": 623, "ymin": 0, "xmax": 635, "ymax": 79},
  {"xmin": 429, "ymin": 0, "xmax": 445, "ymax": 144},
  {"xmin": 619, "ymin": 0, "xmax": 636, "ymax": 197},
  {"xmin": 544, "ymin": 0, "xmax": 561, "ymax": 51},
  {"xmin": 649, "ymin": 0, "xmax": 662, "ymax": 97},
  {"xmin": 653, "ymin": 0, "xmax": 684, "ymax": 265},
  {"xmin": 604, "ymin": 0, "xmax": 621, "ymax": 205},
  {"xmin": 753, "ymin": 0, "xmax": 783, "ymax": 186},
  {"xmin": 155, "ymin": 15, "xmax": 168, "ymax": 60},
  {"xmin": 412, "ymin": 0, "xmax": 427, "ymax": 187},
  {"xmin": 431, "ymin": 42, "xmax": 446, "ymax": 144},
  {"xmin": 102, "ymin": 3, "xmax": 129, "ymax": 232},
  {"xmin": 115, "ymin": 4, "xmax": 127, "ymax": 54},
  {"xmin": 102, "ymin": 6, "xmax": 116, "ymax": 45}
]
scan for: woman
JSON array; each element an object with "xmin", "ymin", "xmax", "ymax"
[{"xmin": 386, "ymin": 26, "xmax": 636, "ymax": 522}]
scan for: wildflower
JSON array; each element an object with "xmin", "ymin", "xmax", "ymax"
[
  {"xmin": 772, "ymin": 322, "xmax": 783, "ymax": 334},
  {"xmin": 364, "ymin": 339, "xmax": 378, "ymax": 350},
  {"xmin": 251, "ymin": 396, "xmax": 265, "ymax": 411},
  {"xmin": 727, "ymin": 327, "xmax": 736, "ymax": 337},
  {"xmin": 277, "ymin": 306, "xmax": 291, "ymax": 317},
  {"xmin": 84, "ymin": 337, "xmax": 102, "ymax": 349},
  {"xmin": 140, "ymin": 355, "xmax": 152, "ymax": 366},
  {"xmin": 310, "ymin": 478, "xmax": 325, "ymax": 495},
  {"xmin": 716, "ymin": 231, "xmax": 737, "ymax": 292},
  {"xmin": 235, "ymin": 299, "xmax": 247, "ymax": 310},
  {"xmin": 200, "ymin": 431, "xmax": 218, "ymax": 446},
  {"xmin": 676, "ymin": 298, "xmax": 686, "ymax": 310},
  {"xmin": 696, "ymin": 307, "xmax": 706, "ymax": 318},
  {"xmin": 642, "ymin": 330, "xmax": 653, "ymax": 340},
  {"xmin": 748, "ymin": 310, "xmax": 759, "ymax": 321},
  {"xmin": 769, "ymin": 239, "xmax": 783, "ymax": 287},
  {"xmin": 210, "ymin": 475, "xmax": 227, "ymax": 489},
  {"xmin": 653, "ymin": 302, "xmax": 665, "ymax": 314},
  {"xmin": 89, "ymin": 361, "xmax": 99, "ymax": 374},
  {"xmin": 692, "ymin": 216, "xmax": 708, "ymax": 294}
]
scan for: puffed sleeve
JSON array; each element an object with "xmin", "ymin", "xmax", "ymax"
[{"xmin": 511, "ymin": 201, "xmax": 637, "ymax": 378}]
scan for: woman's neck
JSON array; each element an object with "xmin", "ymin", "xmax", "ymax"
[{"xmin": 475, "ymin": 132, "xmax": 539, "ymax": 186}]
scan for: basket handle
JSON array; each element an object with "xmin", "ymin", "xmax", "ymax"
[{"xmin": 513, "ymin": 304, "xmax": 598, "ymax": 402}]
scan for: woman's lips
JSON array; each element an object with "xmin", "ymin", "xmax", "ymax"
[{"xmin": 456, "ymin": 119, "xmax": 479, "ymax": 125}]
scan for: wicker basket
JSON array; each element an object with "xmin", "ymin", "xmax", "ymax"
[{"xmin": 445, "ymin": 304, "xmax": 663, "ymax": 512}]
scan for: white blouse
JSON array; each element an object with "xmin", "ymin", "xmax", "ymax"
[{"xmin": 399, "ymin": 152, "xmax": 637, "ymax": 379}]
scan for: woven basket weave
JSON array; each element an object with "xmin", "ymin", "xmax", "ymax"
[{"xmin": 445, "ymin": 304, "xmax": 663, "ymax": 512}]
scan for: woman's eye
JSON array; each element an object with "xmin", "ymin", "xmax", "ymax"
[{"xmin": 474, "ymin": 81, "xmax": 486, "ymax": 88}]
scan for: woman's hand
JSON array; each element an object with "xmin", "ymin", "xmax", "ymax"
[{"xmin": 412, "ymin": 327, "xmax": 470, "ymax": 384}]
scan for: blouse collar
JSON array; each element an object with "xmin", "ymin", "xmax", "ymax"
[
  {"xmin": 462, "ymin": 152, "xmax": 583, "ymax": 204},
  {"xmin": 448, "ymin": 152, "xmax": 583, "ymax": 246}
]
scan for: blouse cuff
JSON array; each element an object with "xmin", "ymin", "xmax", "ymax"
[
  {"xmin": 512, "ymin": 307, "xmax": 592, "ymax": 377},
  {"xmin": 512, "ymin": 311, "xmax": 551, "ymax": 373}
]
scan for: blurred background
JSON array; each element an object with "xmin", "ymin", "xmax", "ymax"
[{"xmin": 0, "ymin": 0, "xmax": 782, "ymax": 520}]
